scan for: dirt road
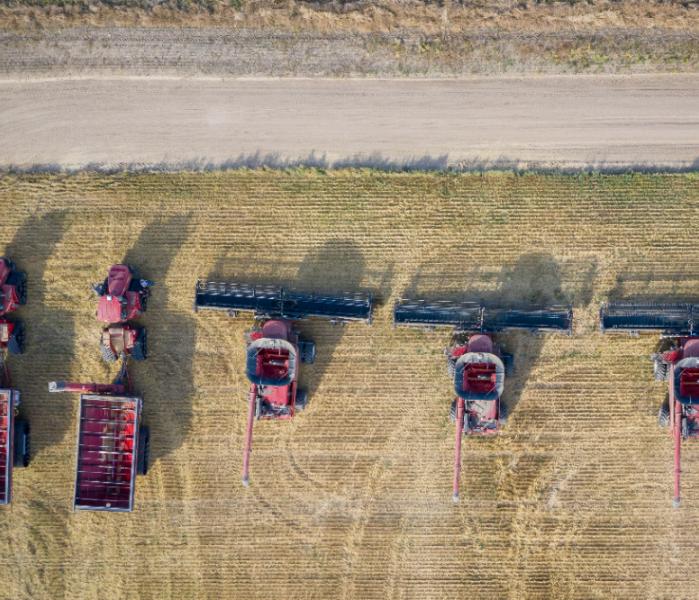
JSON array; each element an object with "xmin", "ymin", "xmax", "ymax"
[{"xmin": 1, "ymin": 74, "xmax": 697, "ymax": 171}]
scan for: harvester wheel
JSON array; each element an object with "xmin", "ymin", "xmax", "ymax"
[
  {"xmin": 653, "ymin": 356, "xmax": 669, "ymax": 382},
  {"xmin": 450, "ymin": 399, "xmax": 457, "ymax": 423},
  {"xmin": 295, "ymin": 389, "xmax": 309, "ymax": 411},
  {"xmin": 501, "ymin": 353, "xmax": 514, "ymax": 376},
  {"xmin": 447, "ymin": 358, "xmax": 456, "ymax": 379},
  {"xmin": 658, "ymin": 405, "xmax": 670, "ymax": 428},
  {"xmin": 137, "ymin": 426, "xmax": 150, "ymax": 475},
  {"xmin": 8, "ymin": 271, "xmax": 27, "ymax": 305},
  {"xmin": 100, "ymin": 342, "xmax": 117, "ymax": 363},
  {"xmin": 299, "ymin": 340, "xmax": 316, "ymax": 364},
  {"xmin": 131, "ymin": 329, "xmax": 147, "ymax": 361},
  {"xmin": 682, "ymin": 417, "xmax": 690, "ymax": 440},
  {"xmin": 8, "ymin": 322, "xmax": 24, "ymax": 355},
  {"xmin": 13, "ymin": 419, "xmax": 29, "ymax": 468},
  {"xmin": 499, "ymin": 402, "xmax": 508, "ymax": 426}
]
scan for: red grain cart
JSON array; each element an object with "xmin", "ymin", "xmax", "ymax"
[
  {"xmin": 601, "ymin": 302, "xmax": 699, "ymax": 507},
  {"xmin": 194, "ymin": 280, "xmax": 372, "ymax": 486},
  {"xmin": 49, "ymin": 373, "xmax": 149, "ymax": 512},
  {"xmin": 394, "ymin": 299, "xmax": 572, "ymax": 502},
  {"xmin": 0, "ymin": 389, "xmax": 29, "ymax": 505}
]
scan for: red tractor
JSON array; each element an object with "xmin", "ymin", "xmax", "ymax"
[
  {"xmin": 92, "ymin": 264, "xmax": 152, "ymax": 362},
  {"xmin": 394, "ymin": 299, "xmax": 572, "ymax": 503},
  {"xmin": 49, "ymin": 361, "xmax": 149, "ymax": 512},
  {"xmin": 194, "ymin": 280, "xmax": 373, "ymax": 486},
  {"xmin": 601, "ymin": 302, "xmax": 699, "ymax": 508},
  {"xmin": 0, "ymin": 258, "xmax": 30, "ymax": 505}
]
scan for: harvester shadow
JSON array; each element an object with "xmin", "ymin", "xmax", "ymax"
[
  {"xmin": 403, "ymin": 252, "xmax": 593, "ymax": 420},
  {"xmin": 123, "ymin": 215, "xmax": 195, "ymax": 463},
  {"xmin": 4, "ymin": 211, "xmax": 73, "ymax": 457}
]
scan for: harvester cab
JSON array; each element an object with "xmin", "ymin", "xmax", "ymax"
[
  {"xmin": 394, "ymin": 298, "xmax": 573, "ymax": 502},
  {"xmin": 48, "ymin": 360, "xmax": 150, "ymax": 512},
  {"xmin": 93, "ymin": 264, "xmax": 152, "ymax": 363},
  {"xmin": 0, "ymin": 258, "xmax": 30, "ymax": 505},
  {"xmin": 194, "ymin": 280, "xmax": 373, "ymax": 486},
  {"xmin": 600, "ymin": 302, "xmax": 699, "ymax": 507}
]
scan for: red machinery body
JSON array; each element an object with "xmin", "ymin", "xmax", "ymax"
[
  {"xmin": 95, "ymin": 264, "xmax": 148, "ymax": 324},
  {"xmin": 242, "ymin": 320, "xmax": 308, "ymax": 486},
  {"xmin": 0, "ymin": 258, "xmax": 25, "ymax": 318},
  {"xmin": 94, "ymin": 265, "xmax": 151, "ymax": 362},
  {"xmin": 48, "ymin": 366, "xmax": 149, "ymax": 512}
]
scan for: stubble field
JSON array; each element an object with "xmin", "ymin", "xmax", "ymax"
[{"xmin": 0, "ymin": 170, "xmax": 698, "ymax": 599}]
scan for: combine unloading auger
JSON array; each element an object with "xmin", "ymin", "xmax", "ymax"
[
  {"xmin": 395, "ymin": 298, "xmax": 572, "ymax": 502},
  {"xmin": 600, "ymin": 302, "xmax": 699, "ymax": 508},
  {"xmin": 195, "ymin": 280, "xmax": 373, "ymax": 487}
]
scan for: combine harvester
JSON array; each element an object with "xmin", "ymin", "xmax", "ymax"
[
  {"xmin": 394, "ymin": 298, "xmax": 572, "ymax": 502},
  {"xmin": 600, "ymin": 302, "xmax": 699, "ymax": 508},
  {"xmin": 0, "ymin": 257, "xmax": 30, "ymax": 505},
  {"xmin": 194, "ymin": 280, "xmax": 373, "ymax": 486},
  {"xmin": 47, "ymin": 263, "xmax": 153, "ymax": 512}
]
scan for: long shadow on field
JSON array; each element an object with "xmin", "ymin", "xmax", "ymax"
[
  {"xmin": 402, "ymin": 253, "xmax": 596, "ymax": 418},
  {"xmin": 4, "ymin": 211, "xmax": 74, "ymax": 457},
  {"xmin": 123, "ymin": 216, "xmax": 195, "ymax": 462},
  {"xmin": 205, "ymin": 239, "xmax": 392, "ymax": 405}
]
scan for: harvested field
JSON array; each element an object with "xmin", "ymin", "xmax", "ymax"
[{"xmin": 0, "ymin": 170, "xmax": 698, "ymax": 599}]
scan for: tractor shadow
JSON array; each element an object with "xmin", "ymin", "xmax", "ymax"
[
  {"xmin": 123, "ymin": 215, "xmax": 195, "ymax": 463},
  {"xmin": 403, "ymin": 252, "xmax": 596, "ymax": 419},
  {"xmin": 4, "ymin": 211, "xmax": 73, "ymax": 457},
  {"xmin": 206, "ymin": 239, "xmax": 391, "ymax": 404}
]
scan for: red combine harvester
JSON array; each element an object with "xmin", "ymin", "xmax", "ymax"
[
  {"xmin": 48, "ymin": 362, "xmax": 149, "ymax": 512},
  {"xmin": 0, "ymin": 257, "xmax": 30, "ymax": 505},
  {"xmin": 394, "ymin": 299, "xmax": 572, "ymax": 502},
  {"xmin": 194, "ymin": 280, "xmax": 373, "ymax": 486},
  {"xmin": 600, "ymin": 302, "xmax": 699, "ymax": 508},
  {"xmin": 92, "ymin": 264, "xmax": 152, "ymax": 362}
]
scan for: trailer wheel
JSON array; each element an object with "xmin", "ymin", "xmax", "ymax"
[
  {"xmin": 658, "ymin": 405, "xmax": 670, "ymax": 428},
  {"xmin": 295, "ymin": 389, "xmax": 309, "ymax": 411},
  {"xmin": 299, "ymin": 340, "xmax": 316, "ymax": 364},
  {"xmin": 100, "ymin": 342, "xmax": 117, "ymax": 363},
  {"xmin": 137, "ymin": 426, "xmax": 150, "ymax": 475},
  {"xmin": 131, "ymin": 329, "xmax": 147, "ymax": 361},
  {"xmin": 653, "ymin": 356, "xmax": 669, "ymax": 382},
  {"xmin": 8, "ymin": 322, "xmax": 24, "ymax": 355},
  {"xmin": 13, "ymin": 419, "xmax": 29, "ymax": 468},
  {"xmin": 682, "ymin": 417, "xmax": 690, "ymax": 440}
]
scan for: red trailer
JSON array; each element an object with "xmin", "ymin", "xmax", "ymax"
[
  {"xmin": 49, "ymin": 365, "xmax": 149, "ymax": 512},
  {"xmin": 394, "ymin": 299, "xmax": 572, "ymax": 502},
  {"xmin": 601, "ymin": 302, "xmax": 699, "ymax": 508},
  {"xmin": 194, "ymin": 280, "xmax": 373, "ymax": 486}
]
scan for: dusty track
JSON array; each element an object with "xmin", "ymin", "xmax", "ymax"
[
  {"xmin": 1, "ymin": 75, "xmax": 698, "ymax": 171},
  {"xmin": 0, "ymin": 172, "xmax": 699, "ymax": 599}
]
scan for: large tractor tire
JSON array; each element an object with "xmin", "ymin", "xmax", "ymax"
[
  {"xmin": 295, "ymin": 389, "xmax": 309, "ymax": 412},
  {"xmin": 137, "ymin": 426, "xmax": 150, "ymax": 476},
  {"xmin": 131, "ymin": 329, "xmax": 147, "ymax": 361},
  {"xmin": 653, "ymin": 356, "xmax": 669, "ymax": 382},
  {"xmin": 8, "ymin": 322, "xmax": 24, "ymax": 355},
  {"xmin": 299, "ymin": 340, "xmax": 316, "ymax": 364},
  {"xmin": 13, "ymin": 419, "xmax": 30, "ymax": 468},
  {"xmin": 100, "ymin": 342, "xmax": 117, "ymax": 363}
]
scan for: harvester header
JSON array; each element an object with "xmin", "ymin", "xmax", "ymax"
[
  {"xmin": 195, "ymin": 281, "xmax": 372, "ymax": 323},
  {"xmin": 600, "ymin": 302, "xmax": 697, "ymax": 335},
  {"xmin": 394, "ymin": 298, "xmax": 572, "ymax": 333}
]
